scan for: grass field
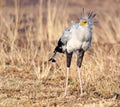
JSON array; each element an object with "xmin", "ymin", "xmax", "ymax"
[{"xmin": 0, "ymin": 0, "xmax": 120, "ymax": 106}]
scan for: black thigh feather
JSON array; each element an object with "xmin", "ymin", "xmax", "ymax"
[
  {"xmin": 77, "ymin": 49, "xmax": 85, "ymax": 68},
  {"xmin": 66, "ymin": 51, "xmax": 73, "ymax": 67}
]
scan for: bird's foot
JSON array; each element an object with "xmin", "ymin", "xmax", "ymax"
[
  {"xmin": 80, "ymin": 93, "xmax": 83, "ymax": 97},
  {"xmin": 80, "ymin": 92, "xmax": 87, "ymax": 97},
  {"xmin": 62, "ymin": 92, "xmax": 68, "ymax": 98}
]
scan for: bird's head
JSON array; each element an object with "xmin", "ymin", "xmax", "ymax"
[
  {"xmin": 80, "ymin": 8, "xmax": 96, "ymax": 27},
  {"xmin": 80, "ymin": 19, "xmax": 88, "ymax": 26}
]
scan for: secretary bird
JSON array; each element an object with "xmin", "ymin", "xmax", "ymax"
[{"xmin": 49, "ymin": 9, "xmax": 96, "ymax": 96}]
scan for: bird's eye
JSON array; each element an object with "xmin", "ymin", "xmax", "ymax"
[
  {"xmin": 80, "ymin": 20, "xmax": 88, "ymax": 26},
  {"xmin": 84, "ymin": 21, "xmax": 87, "ymax": 23}
]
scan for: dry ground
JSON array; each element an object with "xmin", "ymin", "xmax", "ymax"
[
  {"xmin": 0, "ymin": 0, "xmax": 120, "ymax": 107},
  {"xmin": 0, "ymin": 42, "xmax": 120, "ymax": 107}
]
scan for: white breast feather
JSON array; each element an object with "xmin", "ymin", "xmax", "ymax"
[{"xmin": 66, "ymin": 25, "xmax": 92, "ymax": 53}]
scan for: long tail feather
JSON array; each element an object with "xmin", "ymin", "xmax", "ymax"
[{"xmin": 49, "ymin": 52, "xmax": 57, "ymax": 62}]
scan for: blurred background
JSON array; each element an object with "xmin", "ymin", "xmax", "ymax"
[
  {"xmin": 0, "ymin": 0, "xmax": 120, "ymax": 106},
  {"xmin": 0, "ymin": 0, "xmax": 120, "ymax": 43}
]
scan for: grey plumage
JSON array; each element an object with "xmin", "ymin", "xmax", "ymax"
[{"xmin": 49, "ymin": 9, "xmax": 96, "ymax": 96}]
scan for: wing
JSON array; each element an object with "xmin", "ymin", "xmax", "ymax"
[
  {"xmin": 54, "ymin": 22, "xmax": 79, "ymax": 53},
  {"xmin": 49, "ymin": 22, "xmax": 78, "ymax": 62},
  {"xmin": 60, "ymin": 22, "xmax": 78, "ymax": 44},
  {"xmin": 60, "ymin": 26, "xmax": 72, "ymax": 44}
]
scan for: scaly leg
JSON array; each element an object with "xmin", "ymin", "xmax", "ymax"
[
  {"xmin": 77, "ymin": 49, "xmax": 84, "ymax": 95},
  {"xmin": 64, "ymin": 67, "xmax": 70, "ymax": 96},
  {"xmin": 77, "ymin": 67, "xmax": 83, "ymax": 95},
  {"xmin": 64, "ymin": 52, "xmax": 73, "ymax": 96}
]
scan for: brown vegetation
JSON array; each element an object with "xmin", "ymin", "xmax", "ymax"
[{"xmin": 0, "ymin": 0, "xmax": 120, "ymax": 106}]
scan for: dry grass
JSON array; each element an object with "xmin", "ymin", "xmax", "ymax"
[{"xmin": 0, "ymin": 0, "xmax": 120, "ymax": 106}]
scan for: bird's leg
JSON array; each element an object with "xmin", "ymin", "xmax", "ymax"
[
  {"xmin": 64, "ymin": 67, "xmax": 70, "ymax": 96},
  {"xmin": 64, "ymin": 52, "xmax": 73, "ymax": 96},
  {"xmin": 77, "ymin": 49, "xmax": 84, "ymax": 95},
  {"xmin": 77, "ymin": 67, "xmax": 83, "ymax": 95}
]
